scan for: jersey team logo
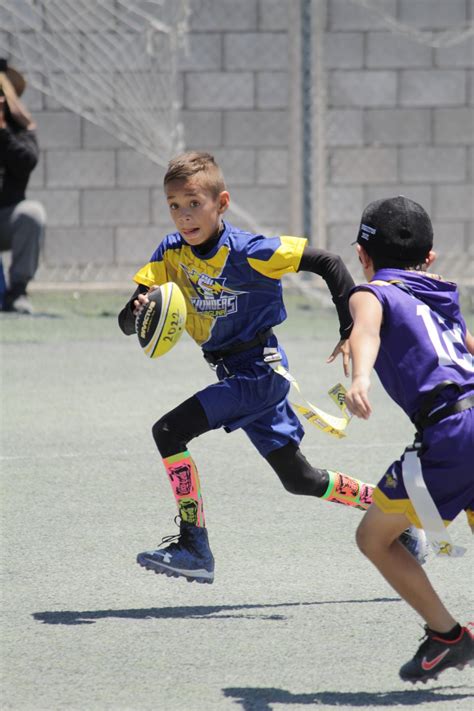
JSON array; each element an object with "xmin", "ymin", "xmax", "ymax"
[{"xmin": 181, "ymin": 264, "xmax": 246, "ymax": 318}]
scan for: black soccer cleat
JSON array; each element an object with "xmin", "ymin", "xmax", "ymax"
[
  {"xmin": 137, "ymin": 520, "xmax": 215, "ymax": 584},
  {"xmin": 399, "ymin": 624, "xmax": 474, "ymax": 683}
]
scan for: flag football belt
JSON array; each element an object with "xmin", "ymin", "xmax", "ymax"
[
  {"xmin": 404, "ymin": 381, "xmax": 474, "ymax": 559},
  {"xmin": 412, "ymin": 380, "xmax": 474, "ymax": 432},
  {"xmin": 203, "ymin": 334, "xmax": 352, "ymax": 439},
  {"xmin": 262, "ymin": 347, "xmax": 352, "ymax": 439},
  {"xmin": 202, "ymin": 328, "xmax": 274, "ymax": 366}
]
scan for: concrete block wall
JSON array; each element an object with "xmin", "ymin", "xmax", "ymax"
[
  {"xmin": 1, "ymin": 0, "xmax": 472, "ymax": 284},
  {"xmin": 324, "ymin": 0, "xmax": 474, "ymax": 277}
]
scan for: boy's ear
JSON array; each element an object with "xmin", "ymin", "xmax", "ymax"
[
  {"xmin": 218, "ymin": 190, "xmax": 230, "ymax": 214},
  {"xmin": 425, "ymin": 249, "xmax": 437, "ymax": 267},
  {"xmin": 356, "ymin": 243, "xmax": 372, "ymax": 269}
]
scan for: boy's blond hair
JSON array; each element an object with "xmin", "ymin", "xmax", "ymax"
[{"xmin": 164, "ymin": 151, "xmax": 226, "ymax": 197}]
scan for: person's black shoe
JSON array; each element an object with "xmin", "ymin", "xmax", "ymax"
[
  {"xmin": 4, "ymin": 293, "xmax": 34, "ymax": 314},
  {"xmin": 3, "ymin": 282, "xmax": 33, "ymax": 314},
  {"xmin": 399, "ymin": 624, "xmax": 474, "ymax": 683}
]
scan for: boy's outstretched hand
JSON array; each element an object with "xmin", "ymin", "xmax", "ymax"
[
  {"xmin": 345, "ymin": 375, "xmax": 372, "ymax": 419},
  {"xmin": 326, "ymin": 338, "xmax": 351, "ymax": 377}
]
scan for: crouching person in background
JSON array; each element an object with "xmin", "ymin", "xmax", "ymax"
[{"xmin": 0, "ymin": 59, "xmax": 46, "ymax": 314}]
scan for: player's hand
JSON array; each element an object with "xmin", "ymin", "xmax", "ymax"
[
  {"xmin": 326, "ymin": 338, "xmax": 351, "ymax": 377},
  {"xmin": 345, "ymin": 375, "xmax": 372, "ymax": 419},
  {"xmin": 132, "ymin": 285, "xmax": 160, "ymax": 316},
  {"xmin": 132, "ymin": 292, "xmax": 149, "ymax": 316}
]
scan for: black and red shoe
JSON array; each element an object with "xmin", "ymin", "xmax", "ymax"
[{"xmin": 399, "ymin": 624, "xmax": 474, "ymax": 683}]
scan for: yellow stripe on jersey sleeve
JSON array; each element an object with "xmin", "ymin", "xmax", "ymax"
[
  {"xmin": 247, "ymin": 236, "xmax": 307, "ymax": 279},
  {"xmin": 133, "ymin": 260, "xmax": 168, "ymax": 288}
]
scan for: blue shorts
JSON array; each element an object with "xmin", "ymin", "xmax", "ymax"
[
  {"xmin": 373, "ymin": 406, "xmax": 474, "ymax": 526},
  {"xmin": 196, "ymin": 344, "xmax": 304, "ymax": 458}
]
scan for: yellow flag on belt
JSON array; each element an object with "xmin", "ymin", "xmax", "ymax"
[{"xmin": 268, "ymin": 356, "xmax": 352, "ymax": 439}]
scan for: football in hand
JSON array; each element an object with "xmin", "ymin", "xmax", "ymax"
[{"xmin": 135, "ymin": 282, "xmax": 187, "ymax": 358}]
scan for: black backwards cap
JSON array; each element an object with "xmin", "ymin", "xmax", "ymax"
[{"xmin": 354, "ymin": 195, "xmax": 433, "ymax": 266}]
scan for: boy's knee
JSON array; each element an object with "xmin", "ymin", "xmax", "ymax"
[
  {"xmin": 356, "ymin": 516, "xmax": 396, "ymax": 560},
  {"xmin": 279, "ymin": 477, "xmax": 301, "ymax": 495},
  {"xmin": 279, "ymin": 471, "xmax": 326, "ymax": 496},
  {"xmin": 355, "ymin": 519, "xmax": 380, "ymax": 558},
  {"xmin": 152, "ymin": 413, "xmax": 188, "ymax": 458},
  {"xmin": 152, "ymin": 416, "xmax": 171, "ymax": 454},
  {"xmin": 355, "ymin": 521, "xmax": 369, "ymax": 555},
  {"xmin": 266, "ymin": 443, "xmax": 329, "ymax": 497},
  {"xmin": 151, "ymin": 397, "xmax": 208, "ymax": 458}
]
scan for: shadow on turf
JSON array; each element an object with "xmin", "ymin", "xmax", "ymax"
[
  {"xmin": 223, "ymin": 686, "xmax": 474, "ymax": 709},
  {"xmin": 33, "ymin": 597, "xmax": 399, "ymax": 626}
]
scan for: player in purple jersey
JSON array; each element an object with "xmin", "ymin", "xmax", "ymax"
[
  {"xmin": 118, "ymin": 153, "xmax": 424, "ymax": 586},
  {"xmin": 345, "ymin": 195, "xmax": 474, "ymax": 683}
]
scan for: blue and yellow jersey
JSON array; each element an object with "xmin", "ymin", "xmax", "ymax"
[{"xmin": 133, "ymin": 221, "xmax": 306, "ymax": 350}]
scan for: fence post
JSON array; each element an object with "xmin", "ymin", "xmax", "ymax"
[{"xmin": 312, "ymin": 0, "xmax": 328, "ymax": 249}]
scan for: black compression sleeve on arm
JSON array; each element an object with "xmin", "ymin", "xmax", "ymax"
[
  {"xmin": 297, "ymin": 246, "xmax": 355, "ymax": 338},
  {"xmin": 118, "ymin": 284, "xmax": 149, "ymax": 335}
]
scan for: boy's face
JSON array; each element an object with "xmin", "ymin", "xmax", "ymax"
[{"xmin": 165, "ymin": 178, "xmax": 229, "ymax": 247}]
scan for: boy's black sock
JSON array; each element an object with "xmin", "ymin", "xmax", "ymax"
[{"xmin": 431, "ymin": 623, "xmax": 462, "ymax": 641}]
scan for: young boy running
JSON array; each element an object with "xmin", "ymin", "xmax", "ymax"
[
  {"xmin": 345, "ymin": 195, "xmax": 474, "ymax": 683},
  {"xmin": 119, "ymin": 153, "xmax": 425, "ymax": 585}
]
